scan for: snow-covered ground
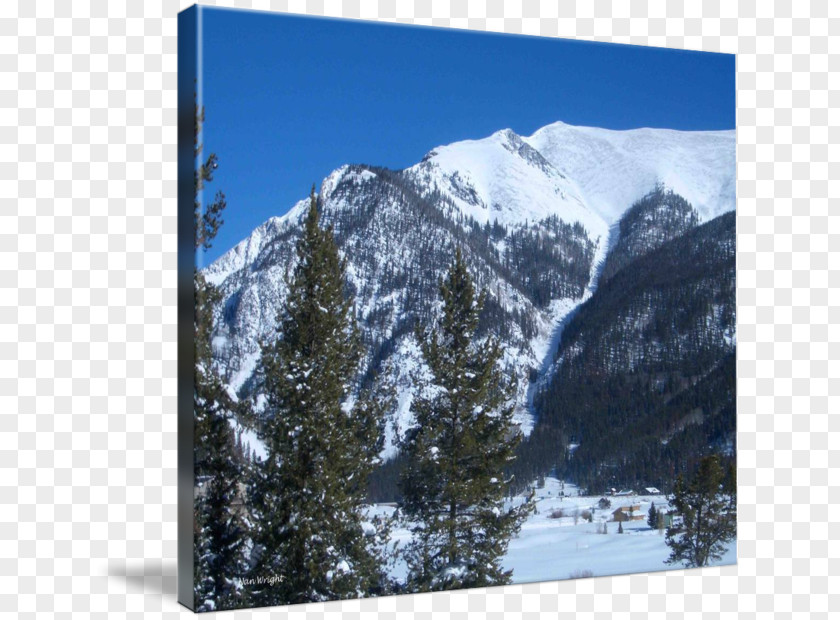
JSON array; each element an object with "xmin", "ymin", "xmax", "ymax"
[{"xmin": 368, "ymin": 476, "xmax": 736, "ymax": 586}]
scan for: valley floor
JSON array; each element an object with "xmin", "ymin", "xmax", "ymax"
[{"xmin": 370, "ymin": 477, "xmax": 736, "ymax": 586}]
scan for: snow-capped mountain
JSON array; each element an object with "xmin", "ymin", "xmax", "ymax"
[
  {"xmin": 526, "ymin": 121, "xmax": 735, "ymax": 223},
  {"xmin": 406, "ymin": 128, "xmax": 605, "ymax": 235},
  {"xmin": 203, "ymin": 121, "xmax": 735, "ymax": 461}
]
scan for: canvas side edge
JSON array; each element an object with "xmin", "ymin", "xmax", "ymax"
[{"xmin": 177, "ymin": 4, "xmax": 198, "ymax": 612}]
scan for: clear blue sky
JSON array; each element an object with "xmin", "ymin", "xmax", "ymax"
[{"xmin": 193, "ymin": 6, "xmax": 735, "ymax": 264}]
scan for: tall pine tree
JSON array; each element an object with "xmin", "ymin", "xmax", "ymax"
[
  {"xmin": 647, "ymin": 501, "xmax": 658, "ymax": 529},
  {"xmin": 193, "ymin": 104, "xmax": 248, "ymax": 612},
  {"xmin": 664, "ymin": 455, "xmax": 736, "ymax": 567},
  {"xmin": 400, "ymin": 247, "xmax": 532, "ymax": 591},
  {"xmin": 248, "ymin": 190, "xmax": 389, "ymax": 605}
]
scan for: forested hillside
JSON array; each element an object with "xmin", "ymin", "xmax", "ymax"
[
  {"xmin": 512, "ymin": 210, "xmax": 736, "ymax": 493},
  {"xmin": 202, "ymin": 122, "xmax": 736, "ymax": 498}
]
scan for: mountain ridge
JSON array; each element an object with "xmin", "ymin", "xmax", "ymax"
[
  {"xmin": 207, "ymin": 120, "xmax": 735, "ymax": 288},
  {"xmin": 525, "ymin": 120, "xmax": 735, "ymax": 223},
  {"xmin": 202, "ymin": 120, "xmax": 735, "ymax": 468}
]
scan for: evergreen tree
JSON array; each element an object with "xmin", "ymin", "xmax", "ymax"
[
  {"xmin": 193, "ymin": 105, "xmax": 247, "ymax": 612},
  {"xmin": 193, "ymin": 355, "xmax": 249, "ymax": 611},
  {"xmin": 724, "ymin": 461, "xmax": 737, "ymax": 515},
  {"xmin": 664, "ymin": 455, "xmax": 736, "ymax": 568},
  {"xmin": 648, "ymin": 501, "xmax": 658, "ymax": 529},
  {"xmin": 248, "ymin": 190, "xmax": 389, "ymax": 606},
  {"xmin": 399, "ymin": 248, "xmax": 532, "ymax": 592},
  {"xmin": 194, "ymin": 103, "xmax": 227, "ymax": 251}
]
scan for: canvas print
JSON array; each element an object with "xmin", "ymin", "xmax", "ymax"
[{"xmin": 178, "ymin": 5, "xmax": 736, "ymax": 612}]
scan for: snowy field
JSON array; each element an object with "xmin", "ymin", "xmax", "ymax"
[{"xmin": 370, "ymin": 477, "xmax": 736, "ymax": 586}]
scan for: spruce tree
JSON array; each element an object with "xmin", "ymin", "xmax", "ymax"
[
  {"xmin": 193, "ymin": 105, "xmax": 248, "ymax": 612},
  {"xmin": 248, "ymin": 190, "xmax": 389, "ymax": 605},
  {"xmin": 647, "ymin": 501, "xmax": 658, "ymax": 529},
  {"xmin": 193, "ymin": 103, "xmax": 227, "ymax": 251},
  {"xmin": 399, "ymin": 248, "xmax": 532, "ymax": 591},
  {"xmin": 724, "ymin": 461, "xmax": 737, "ymax": 515},
  {"xmin": 664, "ymin": 455, "xmax": 736, "ymax": 567}
]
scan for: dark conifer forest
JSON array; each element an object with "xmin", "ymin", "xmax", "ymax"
[{"xmin": 514, "ymin": 207, "xmax": 736, "ymax": 495}]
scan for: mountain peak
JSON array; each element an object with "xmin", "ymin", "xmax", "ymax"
[
  {"xmin": 407, "ymin": 126, "xmax": 604, "ymax": 235},
  {"xmin": 209, "ymin": 120, "xmax": 734, "ymax": 284},
  {"xmin": 492, "ymin": 127, "xmax": 519, "ymax": 142},
  {"xmin": 536, "ymin": 119, "xmax": 569, "ymax": 131},
  {"xmin": 319, "ymin": 164, "xmax": 380, "ymax": 206},
  {"xmin": 525, "ymin": 121, "xmax": 735, "ymax": 223}
]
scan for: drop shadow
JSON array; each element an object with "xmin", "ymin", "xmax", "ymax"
[{"xmin": 106, "ymin": 559, "xmax": 178, "ymax": 603}]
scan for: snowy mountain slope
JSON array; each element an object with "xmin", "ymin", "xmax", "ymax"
[
  {"xmin": 204, "ymin": 162, "xmax": 600, "ymax": 460},
  {"xmin": 202, "ymin": 165, "xmax": 376, "ymax": 288},
  {"xmin": 526, "ymin": 121, "xmax": 735, "ymax": 223},
  {"xmin": 203, "ymin": 120, "xmax": 735, "ymax": 464},
  {"xmin": 406, "ymin": 128, "xmax": 609, "ymax": 241},
  {"xmin": 528, "ymin": 211, "xmax": 737, "ymax": 492}
]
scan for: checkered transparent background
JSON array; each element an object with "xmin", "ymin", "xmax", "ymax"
[{"xmin": 1, "ymin": 0, "xmax": 837, "ymax": 617}]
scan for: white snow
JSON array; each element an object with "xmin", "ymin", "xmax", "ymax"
[
  {"xmin": 369, "ymin": 476, "xmax": 735, "ymax": 587},
  {"xmin": 524, "ymin": 223, "xmax": 612, "ymax": 416},
  {"xmin": 320, "ymin": 165, "xmax": 378, "ymax": 202},
  {"xmin": 227, "ymin": 417, "xmax": 267, "ymax": 462},
  {"xmin": 526, "ymin": 121, "xmax": 735, "ymax": 225},
  {"xmin": 228, "ymin": 350, "xmax": 260, "ymax": 395},
  {"xmin": 503, "ymin": 477, "xmax": 735, "ymax": 582},
  {"xmin": 378, "ymin": 336, "xmax": 431, "ymax": 461},
  {"xmin": 202, "ymin": 197, "xmax": 308, "ymax": 285},
  {"xmin": 211, "ymin": 335, "xmax": 228, "ymax": 354},
  {"xmin": 408, "ymin": 128, "xmax": 610, "ymax": 242}
]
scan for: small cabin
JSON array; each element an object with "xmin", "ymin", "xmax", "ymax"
[{"xmin": 612, "ymin": 505, "xmax": 644, "ymax": 522}]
